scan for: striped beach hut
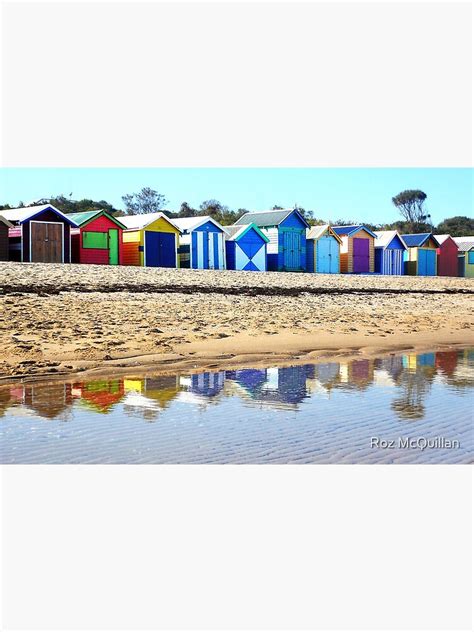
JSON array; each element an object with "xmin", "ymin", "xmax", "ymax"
[
  {"xmin": 374, "ymin": 230, "xmax": 407, "ymax": 275},
  {"xmin": 234, "ymin": 209, "xmax": 309, "ymax": 272},
  {"xmin": 1, "ymin": 204, "xmax": 77, "ymax": 263},
  {"xmin": 434, "ymin": 234, "xmax": 459, "ymax": 277},
  {"xmin": 453, "ymin": 237, "xmax": 474, "ymax": 278},
  {"xmin": 305, "ymin": 224, "xmax": 341, "ymax": 274},
  {"xmin": 174, "ymin": 216, "xmax": 226, "ymax": 270},
  {"xmin": 0, "ymin": 215, "xmax": 13, "ymax": 261},
  {"xmin": 402, "ymin": 233, "xmax": 439, "ymax": 276},
  {"xmin": 224, "ymin": 223, "xmax": 269, "ymax": 271},
  {"xmin": 120, "ymin": 212, "xmax": 180, "ymax": 267},
  {"xmin": 332, "ymin": 225, "xmax": 376, "ymax": 274},
  {"xmin": 68, "ymin": 210, "xmax": 126, "ymax": 266}
]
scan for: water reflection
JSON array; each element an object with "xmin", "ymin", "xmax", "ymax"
[{"xmin": 1, "ymin": 349, "xmax": 473, "ymax": 423}]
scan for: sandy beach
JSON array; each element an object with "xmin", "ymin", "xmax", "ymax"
[{"xmin": 0, "ymin": 262, "xmax": 473, "ymax": 383}]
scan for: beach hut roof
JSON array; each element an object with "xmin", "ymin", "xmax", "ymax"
[
  {"xmin": 66, "ymin": 209, "xmax": 127, "ymax": 229},
  {"xmin": 173, "ymin": 215, "xmax": 224, "ymax": 233},
  {"xmin": 434, "ymin": 234, "xmax": 458, "ymax": 248},
  {"xmin": 374, "ymin": 230, "xmax": 407, "ymax": 249},
  {"xmin": 401, "ymin": 232, "xmax": 439, "ymax": 247},
  {"xmin": 332, "ymin": 225, "xmax": 377, "ymax": 238},
  {"xmin": 225, "ymin": 223, "xmax": 270, "ymax": 243},
  {"xmin": 120, "ymin": 212, "xmax": 181, "ymax": 232},
  {"xmin": 0, "ymin": 204, "xmax": 78, "ymax": 226},
  {"xmin": 234, "ymin": 208, "xmax": 310, "ymax": 228},
  {"xmin": 453, "ymin": 236, "xmax": 474, "ymax": 252},
  {"xmin": 0, "ymin": 214, "xmax": 13, "ymax": 228},
  {"xmin": 306, "ymin": 224, "xmax": 342, "ymax": 243}
]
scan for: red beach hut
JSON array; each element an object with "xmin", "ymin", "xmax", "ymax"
[
  {"xmin": 68, "ymin": 210, "xmax": 126, "ymax": 265},
  {"xmin": 434, "ymin": 234, "xmax": 459, "ymax": 277}
]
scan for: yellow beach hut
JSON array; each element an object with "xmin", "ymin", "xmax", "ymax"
[{"xmin": 120, "ymin": 212, "xmax": 181, "ymax": 267}]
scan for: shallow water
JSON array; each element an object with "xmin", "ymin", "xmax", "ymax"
[{"xmin": 1, "ymin": 349, "xmax": 473, "ymax": 464}]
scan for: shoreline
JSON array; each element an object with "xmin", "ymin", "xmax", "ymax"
[
  {"xmin": 0, "ymin": 330, "xmax": 471, "ymax": 388},
  {"xmin": 1, "ymin": 263, "xmax": 473, "ymax": 387}
]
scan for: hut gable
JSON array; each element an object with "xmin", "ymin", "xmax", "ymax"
[
  {"xmin": 374, "ymin": 230, "xmax": 407, "ymax": 250},
  {"xmin": 332, "ymin": 225, "xmax": 375, "ymax": 274},
  {"xmin": 401, "ymin": 233, "xmax": 439, "ymax": 248},
  {"xmin": 306, "ymin": 224, "xmax": 342, "ymax": 244}
]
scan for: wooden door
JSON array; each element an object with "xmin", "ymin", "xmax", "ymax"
[{"xmin": 31, "ymin": 222, "xmax": 63, "ymax": 263}]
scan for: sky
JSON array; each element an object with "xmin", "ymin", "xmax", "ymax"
[{"xmin": 0, "ymin": 168, "xmax": 472, "ymax": 225}]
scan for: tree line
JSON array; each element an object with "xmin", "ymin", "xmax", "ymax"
[{"xmin": 1, "ymin": 188, "xmax": 472, "ymax": 236}]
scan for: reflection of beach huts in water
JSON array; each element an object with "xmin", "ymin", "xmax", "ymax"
[
  {"xmin": 401, "ymin": 233, "xmax": 438, "ymax": 276},
  {"xmin": 72, "ymin": 379, "xmax": 125, "ymax": 413},
  {"xmin": 453, "ymin": 237, "xmax": 474, "ymax": 278},
  {"xmin": 305, "ymin": 225, "xmax": 341, "ymax": 274},
  {"xmin": 0, "ymin": 215, "xmax": 13, "ymax": 261},
  {"xmin": 332, "ymin": 225, "xmax": 376, "ymax": 274},
  {"xmin": 69, "ymin": 210, "xmax": 126, "ymax": 266},
  {"xmin": 13, "ymin": 383, "xmax": 74, "ymax": 420},
  {"xmin": 434, "ymin": 235, "xmax": 459, "ymax": 277},
  {"xmin": 121, "ymin": 376, "xmax": 180, "ymax": 420},
  {"xmin": 373, "ymin": 231, "xmax": 406, "ymax": 275},
  {"xmin": 175, "ymin": 216, "xmax": 226, "ymax": 270},
  {"xmin": 392, "ymin": 355, "xmax": 436, "ymax": 420},
  {"xmin": 3, "ymin": 204, "xmax": 77, "ymax": 263},
  {"xmin": 121, "ymin": 212, "xmax": 181, "ymax": 268},
  {"xmin": 227, "ymin": 366, "xmax": 309, "ymax": 409},
  {"xmin": 338, "ymin": 358, "xmax": 375, "ymax": 389},
  {"xmin": 234, "ymin": 209, "xmax": 309, "ymax": 272},
  {"xmin": 435, "ymin": 351, "xmax": 459, "ymax": 378},
  {"xmin": 224, "ymin": 223, "xmax": 269, "ymax": 271},
  {"xmin": 177, "ymin": 372, "xmax": 226, "ymax": 407},
  {"xmin": 402, "ymin": 352, "xmax": 436, "ymax": 372}
]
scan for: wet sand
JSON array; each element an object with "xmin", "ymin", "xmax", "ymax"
[{"xmin": 0, "ymin": 262, "xmax": 473, "ymax": 383}]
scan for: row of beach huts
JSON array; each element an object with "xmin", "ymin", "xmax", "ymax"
[{"xmin": 0, "ymin": 204, "xmax": 473, "ymax": 277}]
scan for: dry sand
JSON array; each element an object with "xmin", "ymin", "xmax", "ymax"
[{"xmin": 0, "ymin": 262, "xmax": 473, "ymax": 383}]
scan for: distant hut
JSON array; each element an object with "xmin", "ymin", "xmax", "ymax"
[
  {"xmin": 434, "ymin": 234, "xmax": 459, "ymax": 277},
  {"xmin": 331, "ymin": 225, "xmax": 376, "ymax": 274},
  {"xmin": 120, "ymin": 212, "xmax": 181, "ymax": 268},
  {"xmin": 224, "ymin": 223, "xmax": 269, "ymax": 271},
  {"xmin": 305, "ymin": 224, "xmax": 341, "ymax": 274},
  {"xmin": 1, "ymin": 204, "xmax": 77, "ymax": 263},
  {"xmin": 373, "ymin": 230, "xmax": 407, "ymax": 275},
  {"xmin": 453, "ymin": 236, "xmax": 474, "ymax": 278},
  {"xmin": 174, "ymin": 216, "xmax": 226, "ymax": 270},
  {"xmin": 68, "ymin": 210, "xmax": 126, "ymax": 266},
  {"xmin": 402, "ymin": 233, "xmax": 439, "ymax": 276},
  {"xmin": 234, "ymin": 209, "xmax": 309, "ymax": 272},
  {"xmin": 0, "ymin": 215, "xmax": 13, "ymax": 261}
]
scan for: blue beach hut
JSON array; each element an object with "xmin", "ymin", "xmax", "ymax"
[
  {"xmin": 402, "ymin": 233, "xmax": 439, "ymax": 276},
  {"xmin": 175, "ymin": 216, "xmax": 226, "ymax": 269},
  {"xmin": 234, "ymin": 209, "xmax": 309, "ymax": 272},
  {"xmin": 224, "ymin": 223, "xmax": 269, "ymax": 271},
  {"xmin": 306, "ymin": 224, "xmax": 341, "ymax": 273},
  {"xmin": 374, "ymin": 230, "xmax": 407, "ymax": 275}
]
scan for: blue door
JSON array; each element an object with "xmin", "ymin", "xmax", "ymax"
[
  {"xmin": 418, "ymin": 249, "xmax": 435, "ymax": 276},
  {"xmin": 329, "ymin": 237, "xmax": 339, "ymax": 273},
  {"xmin": 317, "ymin": 237, "xmax": 331, "ymax": 273},
  {"xmin": 145, "ymin": 231, "xmax": 176, "ymax": 267},
  {"xmin": 282, "ymin": 229, "xmax": 302, "ymax": 270}
]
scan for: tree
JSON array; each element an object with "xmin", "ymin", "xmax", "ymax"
[
  {"xmin": 392, "ymin": 190, "xmax": 431, "ymax": 232},
  {"xmin": 436, "ymin": 216, "xmax": 474, "ymax": 237},
  {"xmin": 122, "ymin": 187, "xmax": 168, "ymax": 215},
  {"xmin": 198, "ymin": 199, "xmax": 241, "ymax": 225}
]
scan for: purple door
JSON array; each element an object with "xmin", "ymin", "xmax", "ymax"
[{"xmin": 353, "ymin": 238, "xmax": 369, "ymax": 273}]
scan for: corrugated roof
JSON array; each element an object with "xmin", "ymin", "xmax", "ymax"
[
  {"xmin": 401, "ymin": 233, "xmax": 437, "ymax": 247},
  {"xmin": 235, "ymin": 209, "xmax": 309, "ymax": 228},
  {"xmin": 224, "ymin": 223, "xmax": 270, "ymax": 242},
  {"xmin": 332, "ymin": 225, "xmax": 377, "ymax": 238},
  {"xmin": 374, "ymin": 230, "xmax": 407, "ymax": 249},
  {"xmin": 453, "ymin": 236, "xmax": 474, "ymax": 252},
  {"xmin": 0, "ymin": 204, "xmax": 78, "ymax": 226},
  {"xmin": 66, "ymin": 210, "xmax": 127, "ymax": 229},
  {"xmin": 121, "ymin": 212, "xmax": 181, "ymax": 232},
  {"xmin": 173, "ymin": 216, "xmax": 224, "ymax": 233},
  {"xmin": 306, "ymin": 224, "xmax": 342, "ymax": 243}
]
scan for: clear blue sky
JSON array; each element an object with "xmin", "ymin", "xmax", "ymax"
[{"xmin": 0, "ymin": 168, "xmax": 472, "ymax": 225}]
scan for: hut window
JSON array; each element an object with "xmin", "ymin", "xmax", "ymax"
[
  {"xmin": 468, "ymin": 251, "xmax": 474, "ymax": 264},
  {"xmin": 83, "ymin": 231, "xmax": 108, "ymax": 249}
]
